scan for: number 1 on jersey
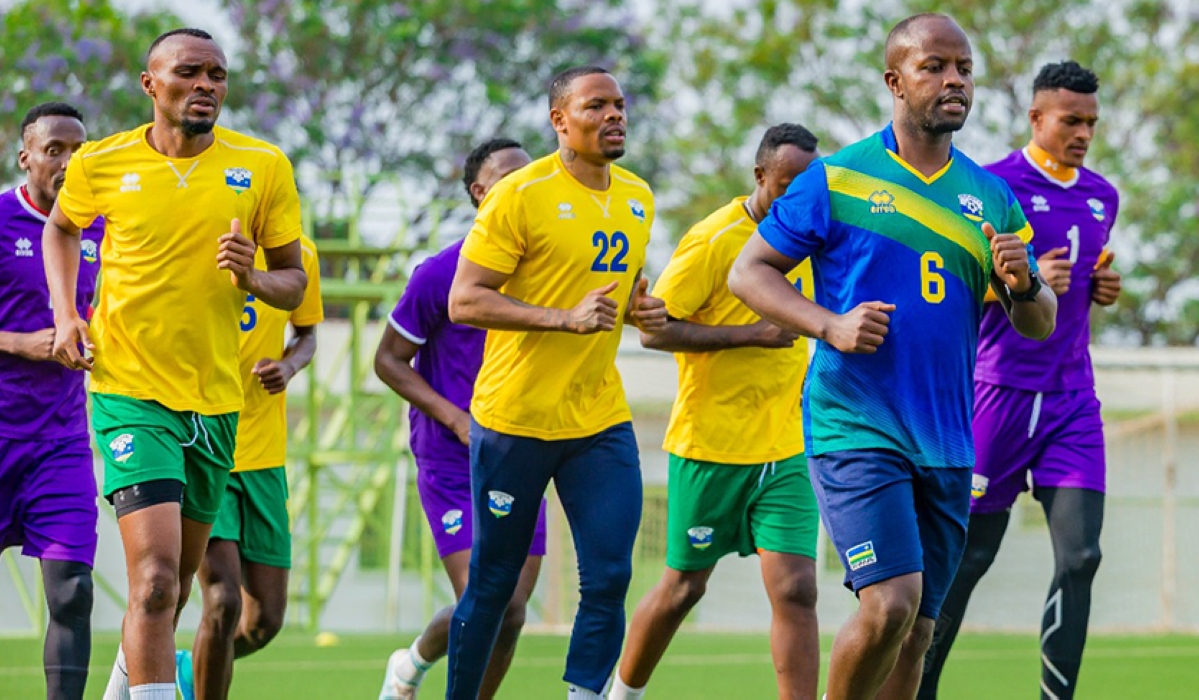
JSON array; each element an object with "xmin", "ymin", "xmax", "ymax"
[
  {"xmin": 921, "ymin": 252, "xmax": 945, "ymax": 304},
  {"xmin": 1066, "ymin": 225, "xmax": 1080, "ymax": 264}
]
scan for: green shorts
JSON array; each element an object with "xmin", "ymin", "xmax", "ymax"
[
  {"xmin": 210, "ymin": 467, "xmax": 291, "ymax": 568},
  {"xmin": 665, "ymin": 452, "xmax": 819, "ymax": 571},
  {"xmin": 91, "ymin": 393, "xmax": 238, "ymax": 524}
]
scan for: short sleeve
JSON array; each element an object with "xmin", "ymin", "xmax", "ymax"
[
  {"xmin": 461, "ymin": 179, "xmax": 526, "ymax": 274},
  {"xmin": 290, "ymin": 238, "xmax": 324, "ymax": 326},
  {"xmin": 1001, "ymin": 183, "xmax": 1034, "ymax": 244},
  {"xmin": 653, "ymin": 232, "xmax": 720, "ymax": 321},
  {"xmin": 756, "ymin": 162, "xmax": 832, "ymax": 262},
  {"xmin": 388, "ymin": 256, "xmax": 448, "ymax": 345},
  {"xmin": 1104, "ymin": 189, "xmax": 1120, "ymax": 246},
  {"xmin": 255, "ymin": 153, "xmax": 303, "ymax": 250},
  {"xmin": 57, "ymin": 151, "xmax": 100, "ymax": 229}
]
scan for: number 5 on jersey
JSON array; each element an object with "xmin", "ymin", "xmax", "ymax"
[
  {"xmin": 241, "ymin": 293, "xmax": 257, "ymax": 331},
  {"xmin": 591, "ymin": 231, "xmax": 630, "ymax": 272}
]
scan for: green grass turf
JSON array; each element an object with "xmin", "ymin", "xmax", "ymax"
[{"xmin": 0, "ymin": 630, "xmax": 1196, "ymax": 698}]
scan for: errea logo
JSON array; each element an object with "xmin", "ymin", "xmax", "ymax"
[
  {"xmin": 14, "ymin": 237, "xmax": 33, "ymax": 257},
  {"xmin": 558, "ymin": 202, "xmax": 575, "ymax": 220},
  {"xmin": 869, "ymin": 190, "xmax": 896, "ymax": 214},
  {"xmin": 120, "ymin": 172, "xmax": 141, "ymax": 192},
  {"xmin": 1031, "ymin": 195, "xmax": 1050, "ymax": 212}
]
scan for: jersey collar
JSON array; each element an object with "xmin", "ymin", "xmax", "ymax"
[
  {"xmin": 881, "ymin": 123, "xmax": 955, "ymax": 185},
  {"xmin": 17, "ymin": 185, "xmax": 50, "ymax": 222},
  {"xmin": 1022, "ymin": 141, "xmax": 1080, "ymax": 189}
]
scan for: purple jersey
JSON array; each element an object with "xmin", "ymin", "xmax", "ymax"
[
  {"xmin": 975, "ymin": 148, "xmax": 1119, "ymax": 391},
  {"xmin": 0, "ymin": 187, "xmax": 104, "ymax": 440},
  {"xmin": 388, "ymin": 239, "xmax": 484, "ymax": 469}
]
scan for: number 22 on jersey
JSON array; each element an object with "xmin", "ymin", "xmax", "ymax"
[{"xmin": 591, "ymin": 231, "xmax": 629, "ymax": 272}]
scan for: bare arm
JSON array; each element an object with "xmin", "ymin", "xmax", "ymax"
[
  {"xmin": 448, "ymin": 256, "xmax": 618, "ymax": 334},
  {"xmin": 0, "ymin": 329, "xmax": 56, "ymax": 362},
  {"xmin": 252, "ymin": 324, "xmax": 318, "ymax": 395},
  {"xmin": 42, "ymin": 203, "xmax": 92, "ymax": 370},
  {"xmin": 984, "ymin": 223, "xmax": 1057, "ymax": 340},
  {"xmin": 374, "ymin": 325, "xmax": 470, "ymax": 446},
  {"xmin": 640, "ymin": 317, "xmax": 796, "ymax": 353},
  {"xmin": 217, "ymin": 219, "xmax": 307, "ymax": 311},
  {"xmin": 729, "ymin": 233, "xmax": 894, "ymax": 353}
]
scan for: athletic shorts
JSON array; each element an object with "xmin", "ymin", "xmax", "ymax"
[
  {"xmin": 0, "ymin": 436, "xmax": 98, "ymax": 567},
  {"xmin": 417, "ymin": 459, "xmax": 548, "ymax": 560},
  {"xmin": 809, "ymin": 449, "xmax": 971, "ymax": 620},
  {"xmin": 210, "ymin": 467, "xmax": 291, "ymax": 568},
  {"xmin": 665, "ymin": 452, "xmax": 817, "ymax": 571},
  {"xmin": 91, "ymin": 393, "xmax": 238, "ymax": 524},
  {"xmin": 971, "ymin": 382, "xmax": 1106, "ymax": 514}
]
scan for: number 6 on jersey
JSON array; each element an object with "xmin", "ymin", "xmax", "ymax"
[{"xmin": 921, "ymin": 251, "xmax": 945, "ymax": 304}]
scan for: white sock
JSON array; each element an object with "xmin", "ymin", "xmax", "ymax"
[
  {"xmin": 567, "ymin": 684, "xmax": 604, "ymax": 700},
  {"xmin": 103, "ymin": 645, "xmax": 130, "ymax": 700},
  {"xmin": 128, "ymin": 684, "xmax": 175, "ymax": 700},
  {"xmin": 608, "ymin": 674, "xmax": 646, "ymax": 700},
  {"xmin": 395, "ymin": 636, "xmax": 435, "ymax": 682}
]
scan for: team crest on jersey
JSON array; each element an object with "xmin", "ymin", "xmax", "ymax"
[
  {"xmin": 869, "ymin": 190, "xmax": 896, "ymax": 214},
  {"xmin": 81, "ymin": 239, "xmax": 99, "ymax": 264},
  {"xmin": 1031, "ymin": 195, "xmax": 1050, "ymax": 213},
  {"xmin": 225, "ymin": 167, "xmax": 252, "ymax": 194},
  {"xmin": 628, "ymin": 199, "xmax": 646, "ymax": 223},
  {"xmin": 847, "ymin": 541, "xmax": 877, "ymax": 571},
  {"xmin": 1087, "ymin": 198, "xmax": 1106, "ymax": 222},
  {"xmin": 109, "ymin": 434, "xmax": 135, "ymax": 463},
  {"xmin": 442, "ymin": 509, "xmax": 464, "ymax": 535},
  {"xmin": 488, "ymin": 491, "xmax": 514, "ymax": 518},
  {"xmin": 971, "ymin": 474, "xmax": 990, "ymax": 499},
  {"xmin": 687, "ymin": 526, "xmax": 714, "ymax": 550},
  {"xmin": 958, "ymin": 193, "xmax": 984, "ymax": 222}
]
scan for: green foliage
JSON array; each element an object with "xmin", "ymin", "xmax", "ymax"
[{"xmin": 0, "ymin": 0, "xmax": 180, "ymax": 184}]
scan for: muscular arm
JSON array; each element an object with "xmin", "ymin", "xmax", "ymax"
[
  {"xmin": 42, "ymin": 204, "xmax": 92, "ymax": 370},
  {"xmin": 250, "ymin": 240, "xmax": 308, "ymax": 312},
  {"xmin": 448, "ymin": 256, "xmax": 616, "ymax": 334},
  {"xmin": 374, "ymin": 325, "xmax": 470, "ymax": 443},
  {"xmin": 729, "ymin": 234, "xmax": 836, "ymax": 339},
  {"xmin": 640, "ymin": 317, "xmax": 793, "ymax": 353},
  {"xmin": 0, "ymin": 329, "xmax": 55, "ymax": 362},
  {"xmin": 280, "ymin": 324, "xmax": 317, "ymax": 375},
  {"xmin": 987, "ymin": 274, "xmax": 1057, "ymax": 340}
]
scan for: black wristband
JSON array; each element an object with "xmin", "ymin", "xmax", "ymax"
[{"xmin": 1008, "ymin": 273, "xmax": 1043, "ymax": 302}]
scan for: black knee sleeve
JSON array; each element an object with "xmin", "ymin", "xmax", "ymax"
[
  {"xmin": 41, "ymin": 559, "xmax": 93, "ymax": 700},
  {"xmin": 108, "ymin": 479, "xmax": 184, "ymax": 519}
]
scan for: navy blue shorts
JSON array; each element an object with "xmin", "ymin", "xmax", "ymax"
[{"xmin": 808, "ymin": 449, "xmax": 971, "ymax": 620}]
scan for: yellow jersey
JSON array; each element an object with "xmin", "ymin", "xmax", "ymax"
[
  {"xmin": 463, "ymin": 151, "xmax": 654, "ymax": 440},
  {"xmin": 233, "ymin": 235, "xmax": 323, "ymax": 472},
  {"xmin": 57, "ymin": 125, "xmax": 303, "ymax": 415},
  {"xmin": 654, "ymin": 197, "xmax": 813, "ymax": 464}
]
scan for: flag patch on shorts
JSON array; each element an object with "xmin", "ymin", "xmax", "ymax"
[
  {"xmin": 971, "ymin": 474, "xmax": 990, "ymax": 499},
  {"xmin": 847, "ymin": 541, "xmax": 877, "ymax": 571},
  {"xmin": 687, "ymin": 526, "xmax": 714, "ymax": 550},
  {"xmin": 442, "ymin": 509, "xmax": 464, "ymax": 535},
  {"xmin": 109, "ymin": 434, "xmax": 135, "ymax": 463},
  {"xmin": 488, "ymin": 491, "xmax": 514, "ymax": 518}
]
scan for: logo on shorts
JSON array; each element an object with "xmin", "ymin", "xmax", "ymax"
[
  {"xmin": 109, "ymin": 434, "xmax": 135, "ymax": 463},
  {"xmin": 971, "ymin": 474, "xmax": 990, "ymax": 499},
  {"xmin": 687, "ymin": 526, "xmax": 714, "ymax": 550},
  {"xmin": 81, "ymin": 239, "xmax": 99, "ymax": 264},
  {"xmin": 847, "ymin": 541, "xmax": 877, "ymax": 571},
  {"xmin": 442, "ymin": 509, "xmax": 464, "ymax": 535},
  {"xmin": 488, "ymin": 491, "xmax": 514, "ymax": 518}
]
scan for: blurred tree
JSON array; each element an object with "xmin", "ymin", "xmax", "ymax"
[
  {"xmin": 216, "ymin": 0, "xmax": 668, "ymax": 218},
  {"xmin": 0, "ymin": 0, "xmax": 181, "ymax": 184}
]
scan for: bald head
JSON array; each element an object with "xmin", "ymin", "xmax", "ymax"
[{"xmin": 885, "ymin": 13, "xmax": 967, "ymax": 70}]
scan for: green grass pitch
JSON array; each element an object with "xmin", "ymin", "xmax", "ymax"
[{"xmin": 0, "ymin": 631, "xmax": 1196, "ymax": 698}]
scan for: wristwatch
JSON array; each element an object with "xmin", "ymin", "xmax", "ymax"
[{"xmin": 1007, "ymin": 273, "xmax": 1043, "ymax": 302}]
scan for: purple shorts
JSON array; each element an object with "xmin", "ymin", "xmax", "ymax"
[
  {"xmin": 417, "ymin": 459, "xmax": 548, "ymax": 560},
  {"xmin": 970, "ymin": 382, "xmax": 1105, "ymax": 514},
  {"xmin": 0, "ymin": 436, "xmax": 98, "ymax": 567}
]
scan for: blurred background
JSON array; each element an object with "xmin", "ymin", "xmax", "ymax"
[{"xmin": 1, "ymin": 0, "xmax": 1197, "ymax": 651}]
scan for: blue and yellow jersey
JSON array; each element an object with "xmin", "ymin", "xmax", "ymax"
[
  {"xmin": 757, "ymin": 124, "xmax": 1031, "ymax": 468},
  {"xmin": 463, "ymin": 151, "xmax": 654, "ymax": 440}
]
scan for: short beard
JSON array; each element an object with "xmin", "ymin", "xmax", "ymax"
[
  {"xmin": 600, "ymin": 146, "xmax": 626, "ymax": 161},
  {"xmin": 181, "ymin": 118, "xmax": 216, "ymax": 136}
]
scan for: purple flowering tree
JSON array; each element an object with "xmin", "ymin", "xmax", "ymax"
[
  {"xmin": 0, "ymin": 0, "xmax": 181, "ymax": 184},
  {"xmin": 217, "ymin": 0, "xmax": 667, "ymax": 211}
]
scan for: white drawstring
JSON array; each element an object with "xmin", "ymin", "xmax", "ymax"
[{"xmin": 758, "ymin": 461, "xmax": 777, "ymax": 488}]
